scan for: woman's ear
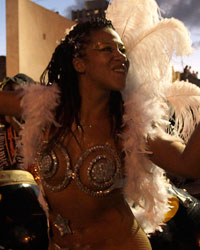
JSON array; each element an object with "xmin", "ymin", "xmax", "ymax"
[{"xmin": 72, "ymin": 57, "xmax": 86, "ymax": 73}]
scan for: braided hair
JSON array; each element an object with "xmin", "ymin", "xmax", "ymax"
[{"xmin": 40, "ymin": 18, "xmax": 124, "ymax": 146}]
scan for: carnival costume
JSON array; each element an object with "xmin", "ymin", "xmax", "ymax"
[{"xmin": 18, "ymin": 0, "xmax": 200, "ymax": 236}]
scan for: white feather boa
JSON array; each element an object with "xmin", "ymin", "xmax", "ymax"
[
  {"xmin": 19, "ymin": 84, "xmax": 60, "ymax": 168},
  {"xmin": 122, "ymin": 86, "xmax": 172, "ymax": 234}
]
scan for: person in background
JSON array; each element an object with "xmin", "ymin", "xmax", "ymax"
[
  {"xmin": 0, "ymin": 73, "xmax": 34, "ymax": 170},
  {"xmin": 0, "ymin": 74, "xmax": 49, "ymax": 250}
]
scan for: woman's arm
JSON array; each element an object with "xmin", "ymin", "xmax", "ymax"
[
  {"xmin": 148, "ymin": 123, "xmax": 200, "ymax": 178},
  {"xmin": 0, "ymin": 90, "xmax": 22, "ymax": 117}
]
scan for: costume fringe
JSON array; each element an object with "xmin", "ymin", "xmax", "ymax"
[{"xmin": 19, "ymin": 84, "xmax": 60, "ymax": 169}]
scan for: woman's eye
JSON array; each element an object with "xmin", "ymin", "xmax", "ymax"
[{"xmin": 100, "ymin": 46, "xmax": 113, "ymax": 52}]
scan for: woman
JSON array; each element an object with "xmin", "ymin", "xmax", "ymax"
[
  {"xmin": 36, "ymin": 19, "xmax": 152, "ymax": 250},
  {"xmin": 1, "ymin": 1, "xmax": 200, "ymax": 249}
]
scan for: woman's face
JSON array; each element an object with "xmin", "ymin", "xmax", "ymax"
[{"xmin": 78, "ymin": 27, "xmax": 129, "ymax": 92}]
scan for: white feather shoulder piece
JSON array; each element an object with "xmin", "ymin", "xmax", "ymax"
[
  {"xmin": 19, "ymin": 84, "xmax": 60, "ymax": 169},
  {"xmin": 122, "ymin": 84, "xmax": 173, "ymax": 234},
  {"xmin": 122, "ymin": 80, "xmax": 200, "ymax": 233}
]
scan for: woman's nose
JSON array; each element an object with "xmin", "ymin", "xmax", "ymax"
[
  {"xmin": 114, "ymin": 47, "xmax": 127, "ymax": 60},
  {"xmin": 113, "ymin": 49, "xmax": 129, "ymax": 71}
]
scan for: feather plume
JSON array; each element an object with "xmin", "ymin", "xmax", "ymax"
[
  {"xmin": 106, "ymin": 0, "xmax": 160, "ymax": 44},
  {"xmin": 124, "ymin": 18, "xmax": 192, "ymax": 96},
  {"xmin": 19, "ymin": 84, "xmax": 60, "ymax": 169},
  {"xmin": 165, "ymin": 81, "xmax": 200, "ymax": 142},
  {"xmin": 107, "ymin": 0, "xmax": 192, "ymax": 95},
  {"xmin": 107, "ymin": 0, "xmax": 194, "ymax": 233}
]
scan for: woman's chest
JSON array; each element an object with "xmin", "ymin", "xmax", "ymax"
[{"xmin": 36, "ymin": 132, "xmax": 125, "ymax": 196}]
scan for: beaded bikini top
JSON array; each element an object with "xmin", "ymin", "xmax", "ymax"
[{"xmin": 35, "ymin": 143, "xmax": 123, "ymax": 197}]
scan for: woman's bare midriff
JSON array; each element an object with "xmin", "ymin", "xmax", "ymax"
[
  {"xmin": 46, "ymin": 184, "xmax": 152, "ymax": 250},
  {"xmin": 41, "ymin": 132, "xmax": 152, "ymax": 249}
]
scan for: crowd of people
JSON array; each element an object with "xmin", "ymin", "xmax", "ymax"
[{"xmin": 0, "ymin": 0, "xmax": 200, "ymax": 249}]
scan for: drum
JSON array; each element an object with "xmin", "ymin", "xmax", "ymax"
[
  {"xmin": 0, "ymin": 170, "xmax": 49, "ymax": 250},
  {"xmin": 150, "ymin": 186, "xmax": 200, "ymax": 250}
]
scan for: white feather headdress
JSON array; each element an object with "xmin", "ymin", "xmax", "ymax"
[{"xmin": 106, "ymin": 0, "xmax": 200, "ymax": 233}]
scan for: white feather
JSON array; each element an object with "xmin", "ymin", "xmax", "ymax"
[
  {"xmin": 106, "ymin": 0, "xmax": 160, "ymax": 44},
  {"xmin": 19, "ymin": 84, "xmax": 60, "ymax": 169},
  {"xmin": 122, "ymin": 85, "xmax": 174, "ymax": 233},
  {"xmin": 107, "ymin": 0, "xmax": 194, "ymax": 233},
  {"xmin": 107, "ymin": 0, "xmax": 192, "ymax": 95},
  {"xmin": 124, "ymin": 18, "xmax": 192, "ymax": 97},
  {"xmin": 165, "ymin": 81, "xmax": 200, "ymax": 142}
]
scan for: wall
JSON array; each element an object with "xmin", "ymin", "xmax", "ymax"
[{"xmin": 6, "ymin": 0, "xmax": 74, "ymax": 81}]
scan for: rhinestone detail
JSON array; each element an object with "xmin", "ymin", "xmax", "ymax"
[
  {"xmin": 74, "ymin": 145, "xmax": 121, "ymax": 197},
  {"xmin": 88, "ymin": 156, "xmax": 116, "ymax": 187},
  {"xmin": 37, "ymin": 144, "xmax": 72, "ymax": 192},
  {"xmin": 37, "ymin": 150, "xmax": 58, "ymax": 179},
  {"xmin": 37, "ymin": 144, "xmax": 122, "ymax": 196},
  {"xmin": 53, "ymin": 214, "xmax": 72, "ymax": 237}
]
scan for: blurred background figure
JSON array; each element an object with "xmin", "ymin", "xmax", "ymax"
[
  {"xmin": 0, "ymin": 73, "xmax": 49, "ymax": 250},
  {"xmin": 0, "ymin": 73, "xmax": 34, "ymax": 170}
]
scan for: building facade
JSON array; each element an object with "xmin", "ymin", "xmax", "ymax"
[{"xmin": 6, "ymin": 0, "xmax": 74, "ymax": 81}]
